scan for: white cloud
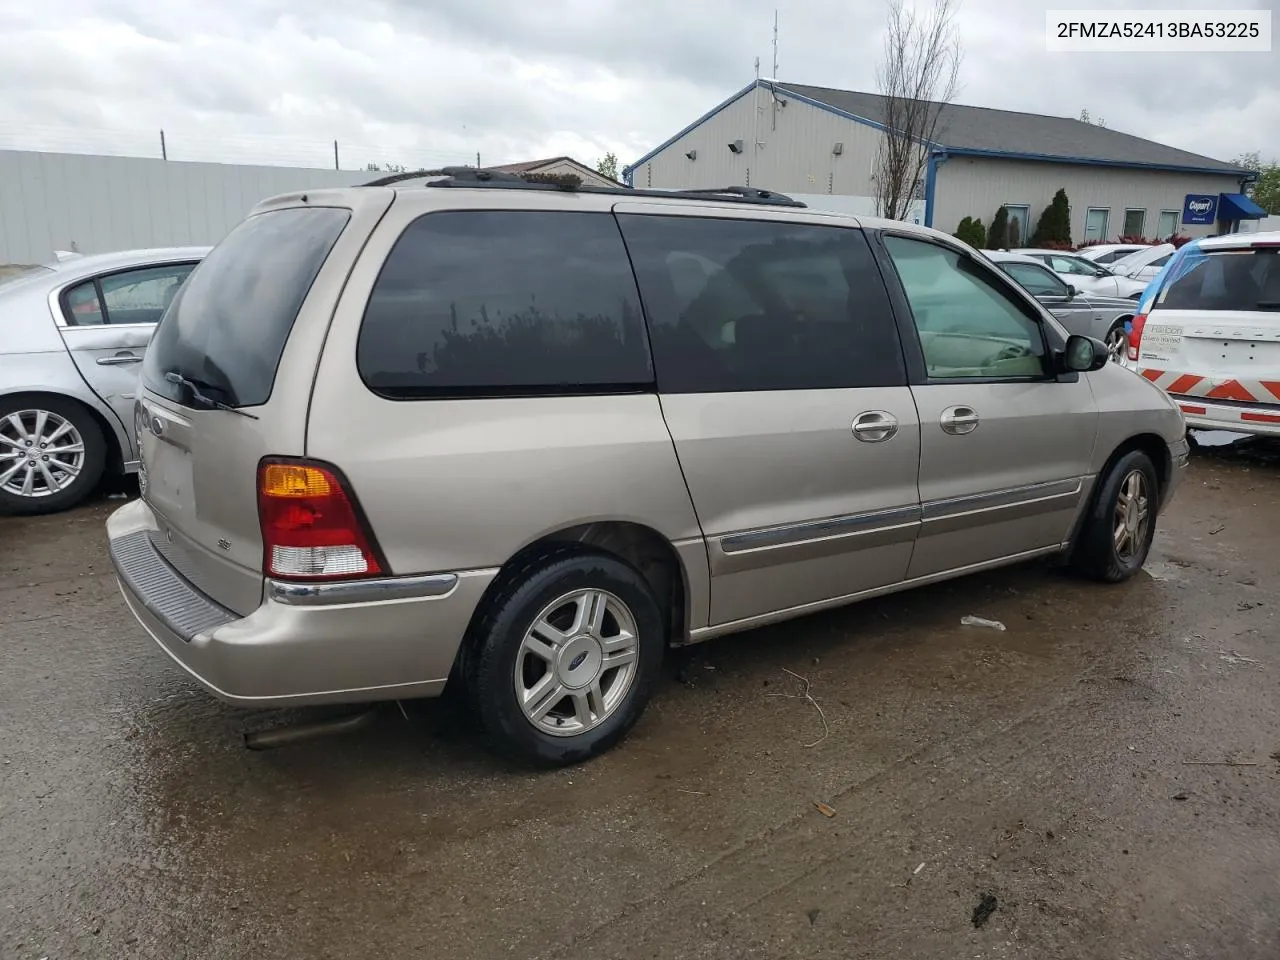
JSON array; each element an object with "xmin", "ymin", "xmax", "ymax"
[{"xmin": 0, "ymin": 0, "xmax": 1275, "ymax": 172}]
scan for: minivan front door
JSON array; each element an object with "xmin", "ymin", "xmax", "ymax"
[
  {"xmin": 617, "ymin": 207, "xmax": 922, "ymax": 628},
  {"xmin": 880, "ymin": 234, "xmax": 1097, "ymax": 579}
]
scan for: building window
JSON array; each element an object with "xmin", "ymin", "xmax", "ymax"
[
  {"xmin": 1084, "ymin": 208, "xmax": 1110, "ymax": 243},
  {"xmin": 1158, "ymin": 209, "xmax": 1179, "ymax": 239},
  {"xmin": 1004, "ymin": 204, "xmax": 1031, "ymax": 247},
  {"xmin": 1122, "ymin": 208, "xmax": 1146, "ymax": 238}
]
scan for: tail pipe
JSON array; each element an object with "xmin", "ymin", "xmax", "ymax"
[{"xmin": 243, "ymin": 708, "xmax": 377, "ymax": 750}]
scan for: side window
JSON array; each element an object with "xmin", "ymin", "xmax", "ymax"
[
  {"xmin": 618, "ymin": 215, "xmax": 904, "ymax": 393},
  {"xmin": 1049, "ymin": 256, "xmax": 1088, "ymax": 276},
  {"xmin": 883, "ymin": 235, "xmax": 1047, "ymax": 380},
  {"xmin": 357, "ymin": 211, "xmax": 652, "ymax": 398},
  {"xmin": 99, "ymin": 265, "xmax": 196, "ymax": 325},
  {"xmin": 1000, "ymin": 262, "xmax": 1070, "ymax": 298},
  {"xmin": 62, "ymin": 264, "xmax": 196, "ymax": 327},
  {"xmin": 63, "ymin": 280, "xmax": 104, "ymax": 325}
]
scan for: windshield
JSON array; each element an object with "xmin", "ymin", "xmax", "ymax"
[
  {"xmin": 1156, "ymin": 249, "xmax": 1280, "ymax": 312},
  {"xmin": 142, "ymin": 207, "xmax": 350, "ymax": 408}
]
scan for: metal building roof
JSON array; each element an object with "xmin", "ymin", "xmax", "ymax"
[{"xmin": 625, "ymin": 80, "xmax": 1252, "ymax": 179}]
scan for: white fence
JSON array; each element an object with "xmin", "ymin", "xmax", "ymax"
[{"xmin": 0, "ymin": 149, "xmax": 369, "ymax": 265}]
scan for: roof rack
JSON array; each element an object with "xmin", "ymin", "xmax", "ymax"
[{"xmin": 360, "ymin": 166, "xmax": 806, "ymax": 208}]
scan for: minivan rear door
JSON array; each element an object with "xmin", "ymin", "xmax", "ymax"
[
  {"xmin": 136, "ymin": 191, "xmax": 393, "ymax": 615},
  {"xmin": 616, "ymin": 203, "xmax": 923, "ymax": 627}
]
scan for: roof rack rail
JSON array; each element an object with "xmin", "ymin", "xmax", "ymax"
[
  {"xmin": 672, "ymin": 186, "xmax": 802, "ymax": 205},
  {"xmin": 361, "ymin": 166, "xmax": 807, "ymax": 208}
]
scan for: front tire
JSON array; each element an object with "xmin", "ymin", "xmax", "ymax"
[
  {"xmin": 1105, "ymin": 320, "xmax": 1128, "ymax": 363},
  {"xmin": 463, "ymin": 547, "xmax": 666, "ymax": 766},
  {"xmin": 0, "ymin": 396, "xmax": 106, "ymax": 515},
  {"xmin": 1071, "ymin": 450, "xmax": 1159, "ymax": 582}
]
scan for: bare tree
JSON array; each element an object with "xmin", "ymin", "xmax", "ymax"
[{"xmin": 872, "ymin": 0, "xmax": 962, "ymax": 220}]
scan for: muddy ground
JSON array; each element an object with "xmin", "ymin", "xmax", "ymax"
[{"xmin": 2, "ymin": 435, "xmax": 1278, "ymax": 960}]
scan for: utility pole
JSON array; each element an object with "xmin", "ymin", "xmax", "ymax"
[
  {"xmin": 160, "ymin": 129, "xmax": 167, "ymax": 161},
  {"xmin": 333, "ymin": 140, "xmax": 339, "ymax": 170},
  {"xmin": 476, "ymin": 151, "xmax": 481, "ymax": 168}
]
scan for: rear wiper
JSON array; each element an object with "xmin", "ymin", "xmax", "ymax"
[{"xmin": 164, "ymin": 372, "xmax": 259, "ymax": 420}]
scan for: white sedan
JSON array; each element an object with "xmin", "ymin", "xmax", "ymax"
[
  {"xmin": 1010, "ymin": 248, "xmax": 1148, "ymax": 299},
  {"xmin": 1107, "ymin": 243, "xmax": 1177, "ymax": 284}
]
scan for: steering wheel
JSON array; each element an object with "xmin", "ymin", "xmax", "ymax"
[{"xmin": 992, "ymin": 344, "xmax": 1028, "ymax": 362}]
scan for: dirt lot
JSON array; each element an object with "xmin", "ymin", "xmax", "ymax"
[{"xmin": 2, "ymin": 437, "xmax": 1279, "ymax": 960}]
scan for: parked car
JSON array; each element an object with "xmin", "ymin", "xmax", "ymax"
[
  {"xmin": 0, "ymin": 247, "xmax": 208, "ymax": 514},
  {"xmin": 1011, "ymin": 248, "xmax": 1148, "ymax": 299},
  {"xmin": 985, "ymin": 251, "xmax": 1138, "ymax": 361},
  {"xmin": 1108, "ymin": 243, "xmax": 1176, "ymax": 284},
  {"xmin": 1127, "ymin": 231, "xmax": 1280, "ymax": 436},
  {"xmin": 107, "ymin": 172, "xmax": 1188, "ymax": 765},
  {"xmin": 1076, "ymin": 244, "xmax": 1149, "ymax": 265}
]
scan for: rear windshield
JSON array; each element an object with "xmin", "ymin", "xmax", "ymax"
[
  {"xmin": 1157, "ymin": 249, "xmax": 1280, "ymax": 313},
  {"xmin": 143, "ymin": 207, "xmax": 350, "ymax": 408}
]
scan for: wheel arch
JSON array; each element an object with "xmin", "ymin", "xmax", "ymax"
[{"xmin": 0, "ymin": 388, "xmax": 126, "ymax": 476}]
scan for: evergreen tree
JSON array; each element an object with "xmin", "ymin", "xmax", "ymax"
[
  {"xmin": 1031, "ymin": 188, "xmax": 1072, "ymax": 246},
  {"xmin": 986, "ymin": 206, "xmax": 1009, "ymax": 248}
]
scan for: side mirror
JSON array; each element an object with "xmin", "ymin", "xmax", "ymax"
[
  {"xmin": 1063, "ymin": 334, "xmax": 1109, "ymax": 373},
  {"xmin": 1094, "ymin": 267, "xmax": 1110, "ymax": 278},
  {"xmin": 1066, "ymin": 284, "xmax": 1079, "ymax": 298}
]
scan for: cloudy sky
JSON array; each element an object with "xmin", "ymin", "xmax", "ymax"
[{"xmin": 1, "ymin": 0, "xmax": 1277, "ymax": 172}]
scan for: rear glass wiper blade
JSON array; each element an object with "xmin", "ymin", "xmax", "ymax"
[{"xmin": 163, "ymin": 372, "xmax": 259, "ymax": 419}]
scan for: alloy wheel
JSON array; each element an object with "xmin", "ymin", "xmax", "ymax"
[
  {"xmin": 1112, "ymin": 469, "xmax": 1150, "ymax": 562},
  {"xmin": 514, "ymin": 588, "xmax": 640, "ymax": 737},
  {"xmin": 0, "ymin": 410, "xmax": 86, "ymax": 499}
]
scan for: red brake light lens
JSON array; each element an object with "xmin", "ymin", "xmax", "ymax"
[
  {"xmin": 257, "ymin": 460, "xmax": 384, "ymax": 580},
  {"xmin": 1127, "ymin": 313, "xmax": 1147, "ymax": 362}
]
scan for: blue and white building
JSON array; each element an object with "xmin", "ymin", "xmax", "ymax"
[{"xmin": 624, "ymin": 80, "xmax": 1265, "ymax": 242}]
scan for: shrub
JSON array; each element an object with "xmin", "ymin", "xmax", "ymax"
[
  {"xmin": 953, "ymin": 216, "xmax": 986, "ymax": 247},
  {"xmin": 1031, "ymin": 188, "xmax": 1072, "ymax": 246},
  {"xmin": 986, "ymin": 206, "xmax": 1010, "ymax": 249}
]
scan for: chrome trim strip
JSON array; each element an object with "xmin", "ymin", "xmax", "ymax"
[
  {"xmin": 720, "ymin": 504, "xmax": 922, "ymax": 553},
  {"xmin": 267, "ymin": 573, "xmax": 460, "ymax": 606},
  {"xmin": 710, "ymin": 505, "xmax": 922, "ymax": 577},
  {"xmin": 691, "ymin": 543, "xmax": 1066, "ymax": 642},
  {"xmin": 921, "ymin": 477, "xmax": 1083, "ymax": 520}
]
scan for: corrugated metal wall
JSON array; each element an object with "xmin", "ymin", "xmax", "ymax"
[
  {"xmin": 932, "ymin": 157, "xmax": 1243, "ymax": 242},
  {"xmin": 630, "ymin": 88, "xmax": 887, "ymax": 198},
  {"xmin": 0, "ymin": 150, "xmax": 369, "ymax": 264}
]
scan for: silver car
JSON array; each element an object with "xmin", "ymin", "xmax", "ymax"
[
  {"xmin": 0, "ymin": 248, "xmax": 208, "ymax": 514},
  {"xmin": 985, "ymin": 250, "xmax": 1139, "ymax": 361},
  {"xmin": 106, "ymin": 171, "xmax": 1188, "ymax": 765}
]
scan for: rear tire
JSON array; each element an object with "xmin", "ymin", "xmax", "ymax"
[
  {"xmin": 1070, "ymin": 450, "xmax": 1159, "ymax": 583},
  {"xmin": 0, "ymin": 396, "xmax": 106, "ymax": 516},
  {"xmin": 463, "ymin": 547, "xmax": 665, "ymax": 766}
]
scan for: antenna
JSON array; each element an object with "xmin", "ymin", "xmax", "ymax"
[
  {"xmin": 754, "ymin": 55, "xmax": 760, "ymax": 80},
  {"xmin": 772, "ymin": 10, "xmax": 779, "ymax": 80},
  {"xmin": 771, "ymin": 10, "xmax": 780, "ymax": 130}
]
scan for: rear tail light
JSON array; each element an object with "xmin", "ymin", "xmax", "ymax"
[
  {"xmin": 1127, "ymin": 313, "xmax": 1147, "ymax": 362},
  {"xmin": 257, "ymin": 460, "xmax": 385, "ymax": 580}
]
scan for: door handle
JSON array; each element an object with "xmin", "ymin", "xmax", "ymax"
[
  {"xmin": 97, "ymin": 353, "xmax": 141, "ymax": 366},
  {"xmin": 852, "ymin": 410, "xmax": 898, "ymax": 443},
  {"xmin": 940, "ymin": 405, "xmax": 980, "ymax": 435}
]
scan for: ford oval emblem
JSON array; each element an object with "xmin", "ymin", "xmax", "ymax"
[
  {"xmin": 149, "ymin": 416, "xmax": 165, "ymax": 437},
  {"xmin": 568, "ymin": 651, "xmax": 589, "ymax": 671}
]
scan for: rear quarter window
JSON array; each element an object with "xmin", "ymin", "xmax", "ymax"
[
  {"xmin": 356, "ymin": 211, "xmax": 653, "ymax": 398},
  {"xmin": 143, "ymin": 206, "xmax": 350, "ymax": 408}
]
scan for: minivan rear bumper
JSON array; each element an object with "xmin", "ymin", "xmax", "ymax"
[
  {"xmin": 1171, "ymin": 397, "xmax": 1280, "ymax": 438},
  {"xmin": 107, "ymin": 499, "xmax": 494, "ymax": 707}
]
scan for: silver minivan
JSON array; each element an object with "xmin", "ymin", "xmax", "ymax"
[{"xmin": 107, "ymin": 170, "xmax": 1188, "ymax": 764}]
